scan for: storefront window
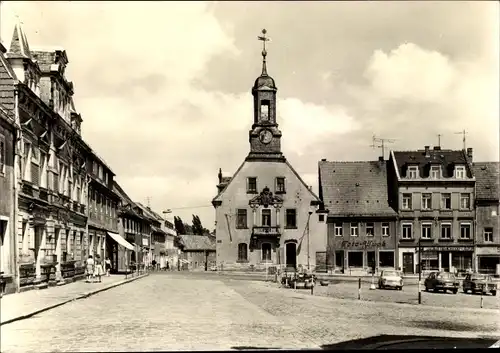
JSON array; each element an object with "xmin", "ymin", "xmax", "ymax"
[
  {"xmin": 452, "ymin": 253, "xmax": 472, "ymax": 271},
  {"xmin": 379, "ymin": 251, "xmax": 395, "ymax": 267},
  {"xmin": 422, "ymin": 251, "xmax": 438, "ymax": 271},
  {"xmin": 335, "ymin": 250, "xmax": 343, "ymax": 268},
  {"xmin": 348, "ymin": 251, "xmax": 363, "ymax": 267}
]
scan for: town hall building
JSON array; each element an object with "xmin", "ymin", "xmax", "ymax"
[{"xmin": 212, "ymin": 30, "xmax": 328, "ymax": 272}]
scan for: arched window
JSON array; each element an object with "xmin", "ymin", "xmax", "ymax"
[{"xmin": 238, "ymin": 243, "xmax": 248, "ymax": 261}]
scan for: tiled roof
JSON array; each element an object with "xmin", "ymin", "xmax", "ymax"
[
  {"xmin": 178, "ymin": 234, "xmax": 216, "ymax": 251},
  {"xmin": 472, "ymin": 162, "xmax": 500, "ymax": 200},
  {"xmin": 392, "ymin": 148, "xmax": 472, "ymax": 179},
  {"xmin": 0, "ymin": 46, "xmax": 16, "ymax": 111},
  {"xmin": 319, "ymin": 160, "xmax": 397, "ymax": 216}
]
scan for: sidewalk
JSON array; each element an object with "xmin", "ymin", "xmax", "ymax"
[{"xmin": 0, "ymin": 272, "xmax": 148, "ymax": 326}]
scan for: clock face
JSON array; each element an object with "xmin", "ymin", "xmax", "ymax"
[{"xmin": 259, "ymin": 130, "xmax": 273, "ymax": 144}]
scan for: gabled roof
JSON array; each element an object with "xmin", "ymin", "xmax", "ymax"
[
  {"xmin": 8, "ymin": 23, "xmax": 32, "ymax": 59},
  {"xmin": 0, "ymin": 43, "xmax": 17, "ymax": 110},
  {"xmin": 212, "ymin": 159, "xmax": 321, "ymax": 204},
  {"xmin": 472, "ymin": 162, "xmax": 500, "ymax": 201},
  {"xmin": 319, "ymin": 160, "xmax": 397, "ymax": 216},
  {"xmin": 392, "ymin": 148, "xmax": 472, "ymax": 179},
  {"xmin": 178, "ymin": 234, "xmax": 216, "ymax": 251}
]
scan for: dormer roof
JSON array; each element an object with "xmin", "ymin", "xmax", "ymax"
[{"xmin": 8, "ymin": 23, "xmax": 32, "ymax": 59}]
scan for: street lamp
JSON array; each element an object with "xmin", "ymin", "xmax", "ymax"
[
  {"xmin": 418, "ymin": 237, "xmax": 422, "ymax": 304},
  {"xmin": 307, "ymin": 210, "xmax": 313, "ymax": 272}
]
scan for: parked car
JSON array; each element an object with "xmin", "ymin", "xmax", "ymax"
[
  {"xmin": 424, "ymin": 271, "xmax": 459, "ymax": 294},
  {"xmin": 378, "ymin": 270, "xmax": 403, "ymax": 290},
  {"xmin": 462, "ymin": 273, "xmax": 497, "ymax": 296}
]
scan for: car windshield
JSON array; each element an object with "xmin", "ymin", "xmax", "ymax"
[
  {"xmin": 383, "ymin": 271, "xmax": 399, "ymax": 277},
  {"xmin": 471, "ymin": 274, "xmax": 487, "ymax": 280},
  {"xmin": 437, "ymin": 273, "xmax": 454, "ymax": 279}
]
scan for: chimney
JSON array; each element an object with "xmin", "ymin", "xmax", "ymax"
[
  {"xmin": 321, "ymin": 158, "xmax": 327, "ymax": 162},
  {"xmin": 424, "ymin": 146, "xmax": 430, "ymax": 157},
  {"xmin": 378, "ymin": 156, "xmax": 384, "ymax": 162},
  {"xmin": 433, "ymin": 146, "xmax": 441, "ymax": 151},
  {"xmin": 218, "ymin": 168, "xmax": 222, "ymax": 184},
  {"xmin": 467, "ymin": 148, "xmax": 473, "ymax": 161}
]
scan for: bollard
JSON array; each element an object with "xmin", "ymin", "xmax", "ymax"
[
  {"xmin": 311, "ymin": 279, "xmax": 314, "ymax": 295},
  {"xmin": 481, "ymin": 291, "xmax": 484, "ymax": 308},
  {"xmin": 358, "ymin": 277, "xmax": 361, "ymax": 300}
]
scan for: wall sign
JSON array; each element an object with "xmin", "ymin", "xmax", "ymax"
[
  {"xmin": 340, "ymin": 240, "xmax": 387, "ymax": 249},
  {"xmin": 422, "ymin": 246, "xmax": 473, "ymax": 252}
]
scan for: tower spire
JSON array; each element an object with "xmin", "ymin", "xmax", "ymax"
[{"xmin": 257, "ymin": 29, "xmax": 270, "ymax": 76}]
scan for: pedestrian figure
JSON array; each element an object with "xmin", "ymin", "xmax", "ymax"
[
  {"xmin": 105, "ymin": 257, "xmax": 111, "ymax": 277},
  {"xmin": 94, "ymin": 255, "xmax": 104, "ymax": 283},
  {"xmin": 152, "ymin": 259, "xmax": 157, "ymax": 272},
  {"xmin": 160, "ymin": 256, "xmax": 166, "ymax": 271},
  {"xmin": 86, "ymin": 255, "xmax": 95, "ymax": 283},
  {"xmin": 166, "ymin": 261, "xmax": 170, "ymax": 271}
]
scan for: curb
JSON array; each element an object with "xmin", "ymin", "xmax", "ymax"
[{"xmin": 0, "ymin": 273, "xmax": 149, "ymax": 326}]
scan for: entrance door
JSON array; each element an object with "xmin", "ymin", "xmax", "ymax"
[
  {"xmin": 441, "ymin": 251, "xmax": 450, "ymax": 272},
  {"xmin": 285, "ymin": 242, "xmax": 297, "ymax": 270},
  {"xmin": 403, "ymin": 252, "xmax": 414, "ymax": 274}
]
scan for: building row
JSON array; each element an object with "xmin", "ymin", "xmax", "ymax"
[
  {"xmin": 0, "ymin": 25, "xmax": 178, "ymax": 295},
  {"xmin": 213, "ymin": 34, "xmax": 500, "ymax": 276}
]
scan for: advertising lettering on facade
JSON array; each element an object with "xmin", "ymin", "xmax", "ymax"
[
  {"xmin": 340, "ymin": 240, "xmax": 387, "ymax": 249},
  {"xmin": 421, "ymin": 246, "xmax": 474, "ymax": 252}
]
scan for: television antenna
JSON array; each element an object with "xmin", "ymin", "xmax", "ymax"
[
  {"xmin": 437, "ymin": 133, "xmax": 443, "ymax": 147},
  {"xmin": 370, "ymin": 135, "xmax": 397, "ymax": 159},
  {"xmin": 454, "ymin": 129, "xmax": 467, "ymax": 150}
]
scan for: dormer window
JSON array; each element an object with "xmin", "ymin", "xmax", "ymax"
[
  {"xmin": 455, "ymin": 165, "xmax": 466, "ymax": 179},
  {"xmin": 407, "ymin": 166, "xmax": 419, "ymax": 179},
  {"xmin": 430, "ymin": 165, "xmax": 441, "ymax": 179},
  {"xmin": 260, "ymin": 100, "xmax": 270, "ymax": 121}
]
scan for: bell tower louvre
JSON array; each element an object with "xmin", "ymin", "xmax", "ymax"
[{"xmin": 246, "ymin": 29, "xmax": 285, "ymax": 163}]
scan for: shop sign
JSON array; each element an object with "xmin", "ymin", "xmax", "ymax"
[
  {"xmin": 340, "ymin": 240, "xmax": 387, "ymax": 249},
  {"xmin": 142, "ymin": 238, "xmax": 149, "ymax": 246},
  {"xmin": 423, "ymin": 246, "xmax": 473, "ymax": 252}
]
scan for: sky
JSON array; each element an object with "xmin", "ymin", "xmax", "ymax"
[{"xmin": 1, "ymin": 1, "xmax": 498, "ymax": 230}]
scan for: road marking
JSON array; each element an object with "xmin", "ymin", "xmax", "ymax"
[{"xmin": 490, "ymin": 339, "xmax": 500, "ymax": 348}]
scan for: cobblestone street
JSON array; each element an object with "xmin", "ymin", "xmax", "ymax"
[{"xmin": 2, "ymin": 273, "xmax": 499, "ymax": 352}]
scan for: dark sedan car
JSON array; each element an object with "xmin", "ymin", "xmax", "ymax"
[
  {"xmin": 463, "ymin": 273, "xmax": 497, "ymax": 296},
  {"xmin": 424, "ymin": 271, "xmax": 459, "ymax": 294}
]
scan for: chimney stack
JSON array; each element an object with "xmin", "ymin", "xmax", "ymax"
[
  {"xmin": 321, "ymin": 158, "xmax": 327, "ymax": 162},
  {"xmin": 433, "ymin": 146, "xmax": 441, "ymax": 151},
  {"xmin": 218, "ymin": 168, "xmax": 222, "ymax": 184},
  {"xmin": 378, "ymin": 156, "xmax": 384, "ymax": 162},
  {"xmin": 467, "ymin": 148, "xmax": 473, "ymax": 161},
  {"xmin": 424, "ymin": 146, "xmax": 430, "ymax": 157}
]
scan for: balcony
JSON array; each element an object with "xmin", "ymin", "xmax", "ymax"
[
  {"xmin": 22, "ymin": 182, "xmax": 34, "ymax": 197},
  {"xmin": 39, "ymin": 188, "xmax": 48, "ymax": 202}
]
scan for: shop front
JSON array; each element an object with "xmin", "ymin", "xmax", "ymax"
[
  {"xmin": 107, "ymin": 231, "xmax": 134, "ymax": 273},
  {"xmin": 419, "ymin": 245, "xmax": 474, "ymax": 275},
  {"xmin": 476, "ymin": 245, "xmax": 500, "ymax": 275}
]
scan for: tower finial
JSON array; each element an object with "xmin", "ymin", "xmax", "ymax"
[{"xmin": 257, "ymin": 29, "xmax": 270, "ymax": 76}]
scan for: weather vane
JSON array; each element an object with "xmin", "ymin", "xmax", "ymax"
[{"xmin": 257, "ymin": 29, "xmax": 270, "ymax": 75}]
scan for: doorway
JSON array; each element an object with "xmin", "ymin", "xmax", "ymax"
[
  {"xmin": 285, "ymin": 242, "xmax": 297, "ymax": 270},
  {"xmin": 441, "ymin": 251, "xmax": 450, "ymax": 271},
  {"xmin": 403, "ymin": 252, "xmax": 414, "ymax": 274}
]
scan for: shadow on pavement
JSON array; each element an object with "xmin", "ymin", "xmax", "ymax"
[
  {"xmin": 320, "ymin": 334, "xmax": 499, "ymax": 350},
  {"xmin": 408, "ymin": 320, "xmax": 497, "ymax": 332}
]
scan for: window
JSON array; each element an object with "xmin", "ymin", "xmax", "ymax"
[
  {"xmin": 441, "ymin": 223, "xmax": 452, "ymax": 239},
  {"xmin": 348, "ymin": 251, "xmax": 363, "ymax": 267},
  {"xmin": 260, "ymin": 100, "xmax": 270, "ymax": 121},
  {"xmin": 402, "ymin": 194, "xmax": 412, "ymax": 210},
  {"xmin": 238, "ymin": 243, "xmax": 248, "ymax": 261},
  {"xmin": 430, "ymin": 165, "xmax": 441, "ymax": 179},
  {"xmin": 421, "ymin": 223, "xmax": 432, "ymax": 239},
  {"xmin": 379, "ymin": 251, "xmax": 395, "ymax": 268},
  {"xmin": 276, "ymin": 177, "xmax": 286, "ymax": 193},
  {"xmin": 318, "ymin": 214, "xmax": 325, "ymax": 222},
  {"xmin": 261, "ymin": 209, "xmax": 271, "ymax": 227},
  {"xmin": 407, "ymin": 166, "xmax": 419, "ymax": 179},
  {"xmin": 261, "ymin": 243, "xmax": 271, "ymax": 261},
  {"xmin": 422, "ymin": 193, "xmax": 432, "ymax": 210},
  {"xmin": 366, "ymin": 223, "xmax": 374, "ymax": 236},
  {"xmin": 285, "ymin": 209, "xmax": 297, "ymax": 228},
  {"xmin": 39, "ymin": 152, "xmax": 47, "ymax": 188},
  {"xmin": 460, "ymin": 223, "xmax": 471, "ymax": 240},
  {"xmin": 0, "ymin": 133, "xmax": 5, "ymax": 174},
  {"xmin": 441, "ymin": 193, "xmax": 451, "ymax": 210},
  {"xmin": 460, "ymin": 193, "xmax": 470, "ymax": 209},
  {"xmin": 402, "ymin": 223, "xmax": 413, "ymax": 239},
  {"xmin": 382, "ymin": 223, "xmax": 390, "ymax": 237},
  {"xmin": 334, "ymin": 223, "xmax": 343, "ymax": 236},
  {"xmin": 247, "ymin": 177, "xmax": 257, "ymax": 193},
  {"xmin": 23, "ymin": 142, "xmax": 31, "ymax": 181},
  {"xmin": 350, "ymin": 223, "xmax": 358, "ymax": 237},
  {"xmin": 367, "ymin": 251, "xmax": 376, "ymax": 270},
  {"xmin": 236, "ymin": 209, "xmax": 247, "ymax": 229},
  {"xmin": 484, "ymin": 228, "xmax": 493, "ymax": 242},
  {"xmin": 455, "ymin": 165, "xmax": 466, "ymax": 179}
]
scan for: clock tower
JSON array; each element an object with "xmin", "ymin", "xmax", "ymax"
[{"xmin": 246, "ymin": 29, "xmax": 285, "ymax": 162}]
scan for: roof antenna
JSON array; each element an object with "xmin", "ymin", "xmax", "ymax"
[
  {"xmin": 146, "ymin": 196, "xmax": 151, "ymax": 208},
  {"xmin": 437, "ymin": 133, "xmax": 443, "ymax": 147},
  {"xmin": 370, "ymin": 134, "xmax": 397, "ymax": 159},
  {"xmin": 454, "ymin": 129, "xmax": 467, "ymax": 151}
]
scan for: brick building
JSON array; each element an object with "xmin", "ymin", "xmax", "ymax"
[
  {"xmin": 212, "ymin": 32, "xmax": 326, "ymax": 272},
  {"xmin": 472, "ymin": 162, "xmax": 500, "ymax": 275},
  {"xmin": 319, "ymin": 158, "xmax": 398, "ymax": 275},
  {"xmin": 0, "ymin": 42, "xmax": 17, "ymax": 293},
  {"xmin": 388, "ymin": 146, "xmax": 476, "ymax": 275}
]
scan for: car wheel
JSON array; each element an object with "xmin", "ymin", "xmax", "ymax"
[
  {"xmin": 492, "ymin": 290, "xmax": 497, "ymax": 296},
  {"xmin": 425, "ymin": 286, "xmax": 429, "ymax": 292},
  {"xmin": 463, "ymin": 288, "xmax": 469, "ymax": 294},
  {"xmin": 453, "ymin": 289, "xmax": 458, "ymax": 294},
  {"xmin": 398, "ymin": 286, "xmax": 402, "ymax": 291}
]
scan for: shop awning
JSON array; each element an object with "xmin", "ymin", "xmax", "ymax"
[{"xmin": 107, "ymin": 232, "xmax": 135, "ymax": 251}]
